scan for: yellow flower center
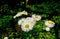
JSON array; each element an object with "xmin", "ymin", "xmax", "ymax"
[
  {"xmin": 48, "ymin": 20, "xmax": 53, "ymax": 24},
  {"xmin": 25, "ymin": 24, "xmax": 29, "ymax": 28},
  {"xmin": 17, "ymin": 12, "xmax": 21, "ymax": 15},
  {"xmin": 23, "ymin": 11, "xmax": 27, "ymax": 15},
  {"xmin": 21, "ymin": 20, "xmax": 24, "ymax": 23},
  {"xmin": 35, "ymin": 16, "xmax": 38, "ymax": 18}
]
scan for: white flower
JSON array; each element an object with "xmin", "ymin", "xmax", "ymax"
[
  {"xmin": 18, "ymin": 18, "xmax": 26, "ymax": 25},
  {"xmin": 13, "ymin": 11, "xmax": 28, "ymax": 18},
  {"xmin": 45, "ymin": 20, "xmax": 55, "ymax": 28},
  {"xmin": 21, "ymin": 22, "xmax": 34, "ymax": 32},
  {"xmin": 13, "ymin": 16, "xmax": 16, "ymax": 19},
  {"xmin": 15, "ymin": 12, "xmax": 23, "ymax": 17},
  {"xmin": 26, "ymin": 17, "xmax": 34, "ymax": 22},
  {"xmin": 22, "ymin": 10, "xmax": 28, "ymax": 15},
  {"xmin": 25, "ymin": 17, "xmax": 36, "ymax": 26},
  {"xmin": 46, "ymin": 27, "xmax": 50, "ymax": 31},
  {"xmin": 32, "ymin": 14, "xmax": 41, "ymax": 21},
  {"xmin": 4, "ymin": 37, "xmax": 8, "ymax": 39}
]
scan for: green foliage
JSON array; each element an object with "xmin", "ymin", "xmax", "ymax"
[
  {"xmin": 0, "ymin": 16, "xmax": 12, "ymax": 27},
  {"xmin": 52, "ymin": 15, "xmax": 60, "ymax": 25}
]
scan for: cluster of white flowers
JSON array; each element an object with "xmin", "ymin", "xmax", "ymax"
[
  {"xmin": 13, "ymin": 10, "xmax": 41, "ymax": 32},
  {"xmin": 45, "ymin": 20, "xmax": 55, "ymax": 31},
  {"xmin": 13, "ymin": 10, "xmax": 55, "ymax": 32},
  {"xmin": 18, "ymin": 15, "xmax": 41, "ymax": 32}
]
